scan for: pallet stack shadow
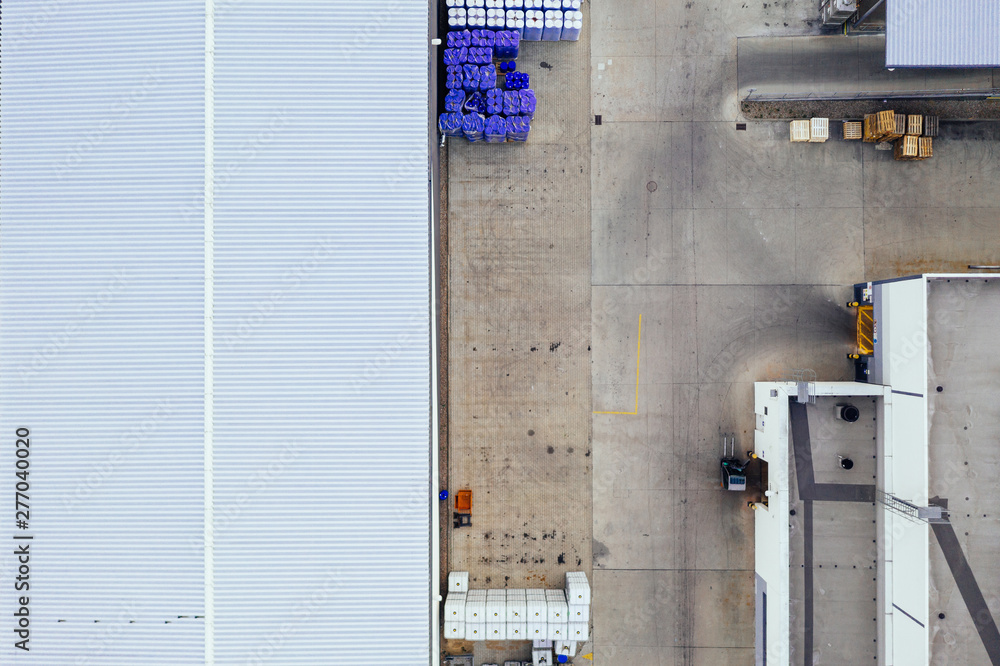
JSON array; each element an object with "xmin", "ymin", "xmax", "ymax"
[
  {"xmin": 439, "ymin": 0, "xmax": 584, "ymax": 144},
  {"xmin": 849, "ymin": 111, "xmax": 937, "ymax": 161}
]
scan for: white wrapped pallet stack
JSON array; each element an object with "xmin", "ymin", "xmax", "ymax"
[
  {"xmin": 445, "ymin": 0, "xmax": 463, "ymax": 6},
  {"xmin": 545, "ymin": 589, "xmax": 568, "ymax": 640},
  {"xmin": 526, "ymin": 590, "xmax": 547, "ymax": 638},
  {"xmin": 487, "ymin": 7, "xmax": 506, "ymax": 28},
  {"xmin": 561, "ymin": 10, "xmax": 582, "ymax": 40},
  {"xmin": 554, "ymin": 640, "xmax": 577, "ymax": 660},
  {"xmin": 532, "ymin": 649, "xmax": 553, "ymax": 665},
  {"xmin": 505, "ymin": 0, "xmax": 525, "ymax": 7},
  {"xmin": 465, "ymin": 589, "xmax": 486, "ymax": 640},
  {"xmin": 542, "ymin": 9, "xmax": 563, "ymax": 41},
  {"xmin": 444, "ymin": 591, "xmax": 466, "ymax": 640},
  {"xmin": 565, "ymin": 571, "xmax": 591, "ymax": 605},
  {"xmin": 448, "ymin": 8, "xmax": 468, "ymax": 29},
  {"xmin": 486, "ymin": 0, "xmax": 504, "ymax": 7},
  {"xmin": 523, "ymin": 10, "xmax": 544, "ymax": 40},
  {"xmin": 506, "ymin": 9, "xmax": 526, "ymax": 36},
  {"xmin": 468, "ymin": 0, "xmax": 486, "ymax": 7},
  {"xmin": 448, "ymin": 571, "xmax": 469, "ymax": 593}
]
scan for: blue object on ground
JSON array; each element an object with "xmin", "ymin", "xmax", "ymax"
[
  {"xmin": 445, "ymin": 89, "xmax": 466, "ymax": 112},
  {"xmin": 485, "ymin": 115, "xmax": 507, "ymax": 143},
  {"xmin": 463, "ymin": 112, "xmax": 486, "ymax": 142},
  {"xmin": 438, "ymin": 112, "xmax": 464, "ymax": 137},
  {"xmin": 506, "ymin": 115, "xmax": 530, "ymax": 142}
]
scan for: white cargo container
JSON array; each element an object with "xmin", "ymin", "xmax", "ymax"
[{"xmin": 448, "ymin": 571, "xmax": 469, "ymax": 593}]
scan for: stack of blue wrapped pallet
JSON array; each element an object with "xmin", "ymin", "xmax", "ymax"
[{"xmin": 439, "ymin": 1, "xmax": 582, "ymax": 143}]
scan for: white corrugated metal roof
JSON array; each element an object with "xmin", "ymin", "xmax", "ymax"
[
  {"xmin": 1, "ymin": 1, "xmax": 433, "ymax": 664},
  {"xmin": 886, "ymin": 0, "xmax": 1000, "ymax": 67}
]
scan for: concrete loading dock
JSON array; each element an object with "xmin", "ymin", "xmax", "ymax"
[{"xmin": 440, "ymin": 0, "xmax": 1000, "ymax": 663}]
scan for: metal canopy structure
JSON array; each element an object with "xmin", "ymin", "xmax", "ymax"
[{"xmin": 886, "ymin": 0, "xmax": 1000, "ymax": 68}]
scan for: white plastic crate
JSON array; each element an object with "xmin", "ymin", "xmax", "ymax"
[
  {"xmin": 506, "ymin": 594, "xmax": 527, "ymax": 622},
  {"xmin": 532, "ymin": 649, "xmax": 553, "ymax": 666},
  {"xmin": 548, "ymin": 620, "xmax": 568, "ymax": 641},
  {"xmin": 444, "ymin": 593, "xmax": 467, "ymax": 621},
  {"xmin": 554, "ymin": 640, "xmax": 577, "ymax": 658},
  {"xmin": 448, "ymin": 571, "xmax": 469, "ymax": 593},
  {"xmin": 465, "ymin": 597, "xmax": 486, "ymax": 624},
  {"xmin": 790, "ymin": 119, "xmax": 810, "ymax": 143},
  {"xmin": 486, "ymin": 597, "xmax": 507, "ymax": 621},
  {"xmin": 527, "ymin": 619, "xmax": 547, "ymax": 639},
  {"xmin": 466, "ymin": 622, "xmax": 485, "ymax": 640},
  {"xmin": 567, "ymin": 604, "xmax": 588, "ymax": 621},
  {"xmin": 445, "ymin": 620, "xmax": 464, "ymax": 639},
  {"xmin": 568, "ymin": 621, "xmax": 589, "ymax": 640},
  {"xmin": 546, "ymin": 597, "xmax": 567, "ymax": 624},
  {"xmin": 532, "ymin": 639, "xmax": 553, "ymax": 648},
  {"xmin": 506, "ymin": 621, "xmax": 528, "ymax": 639},
  {"xmin": 809, "ymin": 117, "xmax": 829, "ymax": 143},
  {"xmin": 486, "ymin": 622, "xmax": 505, "ymax": 639},
  {"xmin": 527, "ymin": 597, "xmax": 547, "ymax": 621}
]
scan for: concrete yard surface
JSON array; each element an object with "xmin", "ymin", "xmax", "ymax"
[{"xmin": 443, "ymin": 0, "xmax": 1000, "ymax": 664}]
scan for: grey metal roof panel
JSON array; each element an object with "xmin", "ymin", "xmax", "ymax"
[
  {"xmin": 1, "ymin": 1, "xmax": 432, "ymax": 664},
  {"xmin": 210, "ymin": 3, "xmax": 432, "ymax": 659},
  {"xmin": 887, "ymin": 0, "xmax": 1000, "ymax": 67},
  {"xmin": 0, "ymin": 1, "xmax": 207, "ymax": 664}
]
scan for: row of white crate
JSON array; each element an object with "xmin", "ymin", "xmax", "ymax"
[
  {"xmin": 445, "ymin": 619, "xmax": 590, "ymax": 641},
  {"xmin": 447, "ymin": 0, "xmax": 582, "ymax": 8},
  {"xmin": 445, "ymin": 593, "xmax": 590, "ymax": 623},
  {"xmin": 447, "ymin": 571, "xmax": 591, "ymax": 604},
  {"xmin": 448, "ymin": 8, "xmax": 583, "ymax": 38}
]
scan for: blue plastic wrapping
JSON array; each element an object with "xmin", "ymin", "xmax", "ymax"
[
  {"xmin": 479, "ymin": 64, "xmax": 497, "ymax": 90},
  {"xmin": 439, "ymin": 112, "xmax": 464, "ymax": 138},
  {"xmin": 518, "ymin": 89, "xmax": 536, "ymax": 118},
  {"xmin": 462, "ymin": 64, "xmax": 481, "ymax": 91},
  {"xmin": 485, "ymin": 115, "xmax": 507, "ymax": 143},
  {"xmin": 503, "ymin": 90, "xmax": 520, "ymax": 116},
  {"xmin": 443, "ymin": 47, "xmax": 468, "ymax": 66},
  {"xmin": 463, "ymin": 91, "xmax": 486, "ymax": 114},
  {"xmin": 446, "ymin": 65, "xmax": 464, "ymax": 90},
  {"xmin": 494, "ymin": 30, "xmax": 521, "ymax": 59},
  {"xmin": 463, "ymin": 113, "xmax": 486, "ymax": 142},
  {"xmin": 445, "ymin": 89, "xmax": 466, "ymax": 112},
  {"xmin": 451, "ymin": 29, "xmax": 473, "ymax": 47},
  {"xmin": 486, "ymin": 88, "xmax": 503, "ymax": 115},
  {"xmin": 506, "ymin": 115, "xmax": 530, "ymax": 142},
  {"xmin": 471, "ymin": 29, "xmax": 497, "ymax": 48}
]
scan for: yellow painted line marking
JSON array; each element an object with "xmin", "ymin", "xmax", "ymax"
[
  {"xmin": 593, "ymin": 314, "xmax": 642, "ymax": 415},
  {"xmin": 580, "ymin": 653, "xmax": 593, "ymax": 661}
]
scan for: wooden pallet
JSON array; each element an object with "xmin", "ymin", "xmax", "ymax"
[
  {"xmin": 875, "ymin": 110, "xmax": 895, "ymax": 138},
  {"xmin": 918, "ymin": 136, "xmax": 933, "ymax": 159},
  {"xmin": 894, "ymin": 135, "xmax": 919, "ymax": 160},
  {"xmin": 883, "ymin": 114, "xmax": 906, "ymax": 141},
  {"xmin": 923, "ymin": 115, "xmax": 939, "ymax": 137},
  {"xmin": 790, "ymin": 119, "xmax": 810, "ymax": 142},
  {"xmin": 907, "ymin": 114, "xmax": 923, "ymax": 136},
  {"xmin": 863, "ymin": 114, "xmax": 879, "ymax": 142},
  {"xmin": 843, "ymin": 121, "xmax": 863, "ymax": 140}
]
